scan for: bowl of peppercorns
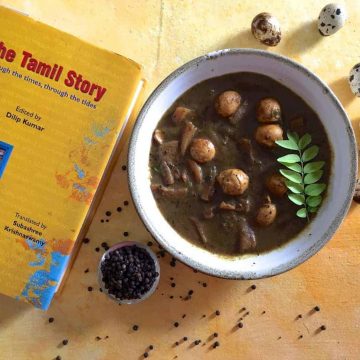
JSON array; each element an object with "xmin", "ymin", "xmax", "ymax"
[{"xmin": 98, "ymin": 241, "xmax": 160, "ymax": 304}]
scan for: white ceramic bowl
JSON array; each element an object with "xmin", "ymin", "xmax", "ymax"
[{"xmin": 128, "ymin": 49, "xmax": 357, "ymax": 279}]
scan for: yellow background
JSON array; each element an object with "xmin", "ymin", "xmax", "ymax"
[{"xmin": 0, "ymin": 0, "xmax": 359, "ymax": 359}]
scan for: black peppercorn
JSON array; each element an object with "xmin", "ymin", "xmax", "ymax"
[
  {"xmin": 133, "ymin": 325, "xmax": 139, "ymax": 331},
  {"xmin": 122, "ymin": 165, "xmax": 127, "ymax": 171},
  {"xmin": 314, "ymin": 306, "xmax": 320, "ymax": 312},
  {"xmin": 55, "ymin": 356, "xmax": 61, "ymax": 360},
  {"xmin": 251, "ymin": 284, "xmax": 256, "ymax": 290},
  {"xmin": 143, "ymin": 352, "xmax": 148, "ymax": 358},
  {"xmin": 174, "ymin": 322, "xmax": 179, "ymax": 327},
  {"xmin": 48, "ymin": 317, "xmax": 54, "ymax": 323},
  {"xmin": 213, "ymin": 341, "xmax": 220, "ymax": 348},
  {"xmin": 215, "ymin": 310, "xmax": 220, "ymax": 316},
  {"xmin": 105, "ymin": 211, "xmax": 111, "ymax": 217},
  {"xmin": 238, "ymin": 322, "xmax": 243, "ymax": 328},
  {"xmin": 83, "ymin": 238, "xmax": 90, "ymax": 244},
  {"xmin": 117, "ymin": 207, "xmax": 122, "ymax": 212},
  {"xmin": 149, "ymin": 345, "xmax": 154, "ymax": 350},
  {"xmin": 62, "ymin": 339, "xmax": 68, "ymax": 346},
  {"xmin": 88, "ymin": 286, "xmax": 93, "ymax": 292},
  {"xmin": 183, "ymin": 337, "xmax": 188, "ymax": 341},
  {"xmin": 320, "ymin": 325, "xmax": 326, "ymax": 331},
  {"xmin": 100, "ymin": 245, "xmax": 158, "ymax": 301},
  {"xmin": 124, "ymin": 200, "xmax": 129, "ymax": 206}
]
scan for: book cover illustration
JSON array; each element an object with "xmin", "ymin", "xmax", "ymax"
[{"xmin": 0, "ymin": 6, "xmax": 143, "ymax": 309}]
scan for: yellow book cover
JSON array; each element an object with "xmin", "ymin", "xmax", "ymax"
[{"xmin": 0, "ymin": 6, "xmax": 144, "ymax": 309}]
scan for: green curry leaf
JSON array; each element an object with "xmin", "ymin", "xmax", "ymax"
[{"xmin": 276, "ymin": 132, "xmax": 327, "ymax": 221}]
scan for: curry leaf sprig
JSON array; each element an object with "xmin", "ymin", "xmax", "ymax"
[{"xmin": 275, "ymin": 132, "xmax": 326, "ymax": 221}]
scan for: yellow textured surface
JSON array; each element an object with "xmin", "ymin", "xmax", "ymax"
[{"xmin": 0, "ymin": 0, "xmax": 360, "ymax": 359}]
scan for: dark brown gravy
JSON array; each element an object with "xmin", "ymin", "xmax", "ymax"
[{"xmin": 149, "ymin": 73, "xmax": 331, "ymax": 255}]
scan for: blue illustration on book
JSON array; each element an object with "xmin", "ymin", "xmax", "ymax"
[{"xmin": 0, "ymin": 141, "xmax": 13, "ymax": 179}]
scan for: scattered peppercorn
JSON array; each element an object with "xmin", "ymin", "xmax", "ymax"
[
  {"xmin": 105, "ymin": 211, "xmax": 111, "ymax": 217},
  {"xmin": 149, "ymin": 345, "xmax": 154, "ymax": 350},
  {"xmin": 122, "ymin": 165, "xmax": 127, "ymax": 171},
  {"xmin": 101, "ymin": 219, "xmax": 104, "ymax": 223},
  {"xmin": 143, "ymin": 352, "xmax": 148, "ymax": 358},
  {"xmin": 262, "ymin": 311, "xmax": 266, "ymax": 314},
  {"xmin": 95, "ymin": 247, "xmax": 100, "ymax": 252},
  {"xmin": 88, "ymin": 286, "xmax": 93, "ymax": 292},
  {"xmin": 202, "ymin": 314, "xmax": 206, "ymax": 318},
  {"xmin": 55, "ymin": 356, "xmax": 61, "ymax": 360},
  {"xmin": 320, "ymin": 325, "xmax": 327, "ymax": 331},
  {"xmin": 213, "ymin": 333, "xmax": 218, "ymax": 338},
  {"xmin": 215, "ymin": 310, "xmax": 220, "ymax": 316},
  {"xmin": 175, "ymin": 341, "xmax": 179, "ymax": 346},
  {"xmin": 133, "ymin": 325, "xmax": 139, "ymax": 331},
  {"xmin": 297, "ymin": 314, "xmax": 302, "ymax": 319},
  {"xmin": 174, "ymin": 322, "xmax": 179, "ymax": 327},
  {"xmin": 84, "ymin": 268, "xmax": 89, "ymax": 273},
  {"xmin": 183, "ymin": 337, "xmax": 188, "ymax": 341},
  {"xmin": 238, "ymin": 322, "xmax": 244, "ymax": 328},
  {"xmin": 170, "ymin": 259, "xmax": 176, "ymax": 267},
  {"xmin": 194, "ymin": 340, "xmax": 201, "ymax": 345},
  {"xmin": 147, "ymin": 241, "xmax": 153, "ymax": 247},
  {"xmin": 99, "ymin": 288, "xmax": 103, "ymax": 292},
  {"xmin": 62, "ymin": 339, "xmax": 68, "ymax": 346},
  {"xmin": 117, "ymin": 207, "xmax": 122, "ymax": 212},
  {"xmin": 101, "ymin": 242, "xmax": 108, "ymax": 248},
  {"xmin": 244, "ymin": 311, "xmax": 250, "ymax": 316},
  {"xmin": 83, "ymin": 238, "xmax": 90, "ymax": 244},
  {"xmin": 171, "ymin": 283, "xmax": 176, "ymax": 288},
  {"xmin": 123, "ymin": 232, "xmax": 129, "ymax": 237},
  {"xmin": 251, "ymin": 284, "xmax": 257, "ymax": 290},
  {"xmin": 48, "ymin": 317, "xmax": 54, "ymax": 323},
  {"xmin": 104, "ymin": 336, "xmax": 109, "ymax": 339},
  {"xmin": 170, "ymin": 295, "xmax": 174, "ymax": 299},
  {"xmin": 188, "ymin": 290, "xmax": 193, "ymax": 295},
  {"xmin": 193, "ymin": 269, "xmax": 198, "ymax": 273},
  {"xmin": 202, "ymin": 282, "xmax": 207, "ymax": 287},
  {"xmin": 124, "ymin": 200, "xmax": 129, "ymax": 206},
  {"xmin": 182, "ymin": 314, "xmax": 186, "ymax": 319},
  {"xmin": 298, "ymin": 335, "xmax": 303, "ymax": 339},
  {"xmin": 95, "ymin": 336, "xmax": 101, "ymax": 341},
  {"xmin": 213, "ymin": 341, "xmax": 220, "ymax": 349},
  {"xmin": 314, "ymin": 306, "xmax": 320, "ymax": 312}
]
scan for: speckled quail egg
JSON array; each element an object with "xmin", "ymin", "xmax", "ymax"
[
  {"xmin": 349, "ymin": 63, "xmax": 360, "ymax": 97},
  {"xmin": 251, "ymin": 12, "xmax": 281, "ymax": 46},
  {"xmin": 317, "ymin": 3, "xmax": 347, "ymax": 36}
]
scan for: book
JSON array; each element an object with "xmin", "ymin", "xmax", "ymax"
[{"xmin": 0, "ymin": 6, "xmax": 144, "ymax": 310}]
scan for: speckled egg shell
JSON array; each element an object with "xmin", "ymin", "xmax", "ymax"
[
  {"xmin": 318, "ymin": 3, "xmax": 347, "ymax": 36},
  {"xmin": 251, "ymin": 13, "xmax": 281, "ymax": 46},
  {"xmin": 349, "ymin": 63, "xmax": 360, "ymax": 97}
]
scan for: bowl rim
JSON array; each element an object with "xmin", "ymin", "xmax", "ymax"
[{"xmin": 128, "ymin": 48, "xmax": 358, "ymax": 279}]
